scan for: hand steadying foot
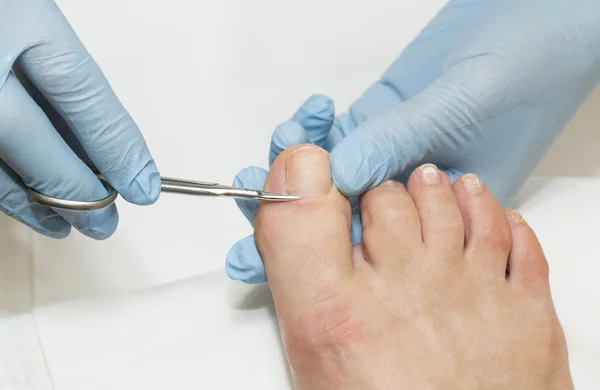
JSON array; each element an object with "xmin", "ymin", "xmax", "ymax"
[{"xmin": 255, "ymin": 144, "xmax": 573, "ymax": 390}]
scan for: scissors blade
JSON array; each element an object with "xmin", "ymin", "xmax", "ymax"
[
  {"xmin": 159, "ymin": 177, "xmax": 299, "ymax": 201},
  {"xmin": 239, "ymin": 189, "xmax": 299, "ymax": 201},
  {"xmin": 160, "ymin": 177, "xmax": 221, "ymax": 187}
]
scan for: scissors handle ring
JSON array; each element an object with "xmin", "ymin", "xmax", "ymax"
[{"xmin": 28, "ymin": 178, "xmax": 118, "ymax": 211}]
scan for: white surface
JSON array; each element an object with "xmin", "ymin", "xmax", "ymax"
[{"xmin": 1, "ymin": 1, "xmax": 600, "ymax": 389}]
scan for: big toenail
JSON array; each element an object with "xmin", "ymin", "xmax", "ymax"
[
  {"xmin": 507, "ymin": 210, "xmax": 527, "ymax": 225},
  {"xmin": 286, "ymin": 145, "xmax": 332, "ymax": 197},
  {"xmin": 463, "ymin": 174, "xmax": 482, "ymax": 194},
  {"xmin": 420, "ymin": 164, "xmax": 440, "ymax": 185}
]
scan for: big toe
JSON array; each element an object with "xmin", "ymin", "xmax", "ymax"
[{"xmin": 255, "ymin": 144, "xmax": 354, "ymax": 307}]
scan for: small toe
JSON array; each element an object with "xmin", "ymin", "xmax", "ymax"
[
  {"xmin": 360, "ymin": 180, "xmax": 422, "ymax": 271},
  {"xmin": 505, "ymin": 210, "xmax": 550, "ymax": 291},
  {"xmin": 452, "ymin": 174, "xmax": 512, "ymax": 280},
  {"xmin": 406, "ymin": 164, "xmax": 464, "ymax": 255}
]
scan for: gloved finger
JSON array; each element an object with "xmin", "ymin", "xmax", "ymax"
[
  {"xmin": 233, "ymin": 167, "xmax": 268, "ymax": 226},
  {"xmin": 330, "ymin": 62, "xmax": 492, "ymax": 197},
  {"xmin": 15, "ymin": 1, "xmax": 160, "ymax": 205},
  {"xmin": 269, "ymin": 122, "xmax": 309, "ymax": 167},
  {"xmin": 12, "ymin": 64, "xmax": 95, "ymax": 168},
  {"xmin": 0, "ymin": 73, "xmax": 118, "ymax": 239},
  {"xmin": 226, "ymin": 235, "xmax": 266, "ymax": 284},
  {"xmin": 269, "ymin": 95, "xmax": 336, "ymax": 166},
  {"xmin": 0, "ymin": 160, "xmax": 71, "ymax": 239},
  {"xmin": 350, "ymin": 211, "xmax": 363, "ymax": 246},
  {"xmin": 327, "ymin": 114, "xmax": 358, "ymax": 150},
  {"xmin": 290, "ymin": 94, "xmax": 335, "ymax": 147}
]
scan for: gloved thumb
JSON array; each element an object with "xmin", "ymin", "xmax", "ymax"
[
  {"xmin": 269, "ymin": 94, "xmax": 335, "ymax": 166},
  {"xmin": 330, "ymin": 64, "xmax": 495, "ymax": 196}
]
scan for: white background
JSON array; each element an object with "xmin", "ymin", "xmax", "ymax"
[{"xmin": 1, "ymin": 1, "xmax": 599, "ymax": 389}]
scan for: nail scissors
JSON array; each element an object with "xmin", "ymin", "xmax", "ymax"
[{"xmin": 27, "ymin": 172, "xmax": 298, "ymax": 211}]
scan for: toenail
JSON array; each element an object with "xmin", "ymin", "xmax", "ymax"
[
  {"xmin": 381, "ymin": 180, "xmax": 402, "ymax": 187},
  {"xmin": 286, "ymin": 145, "xmax": 332, "ymax": 197},
  {"xmin": 507, "ymin": 210, "xmax": 527, "ymax": 225},
  {"xmin": 463, "ymin": 174, "xmax": 482, "ymax": 194},
  {"xmin": 420, "ymin": 164, "xmax": 440, "ymax": 185}
]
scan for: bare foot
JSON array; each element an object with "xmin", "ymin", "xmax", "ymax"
[{"xmin": 255, "ymin": 144, "xmax": 573, "ymax": 390}]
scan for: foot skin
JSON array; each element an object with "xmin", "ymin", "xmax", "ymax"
[{"xmin": 255, "ymin": 145, "xmax": 573, "ymax": 390}]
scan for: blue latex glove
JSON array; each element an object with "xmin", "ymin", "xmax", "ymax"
[
  {"xmin": 227, "ymin": 0, "xmax": 600, "ymax": 283},
  {"xmin": 0, "ymin": 0, "xmax": 161, "ymax": 239}
]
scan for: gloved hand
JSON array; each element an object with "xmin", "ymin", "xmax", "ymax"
[
  {"xmin": 227, "ymin": 0, "xmax": 600, "ymax": 283},
  {"xmin": 0, "ymin": 0, "xmax": 160, "ymax": 239}
]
